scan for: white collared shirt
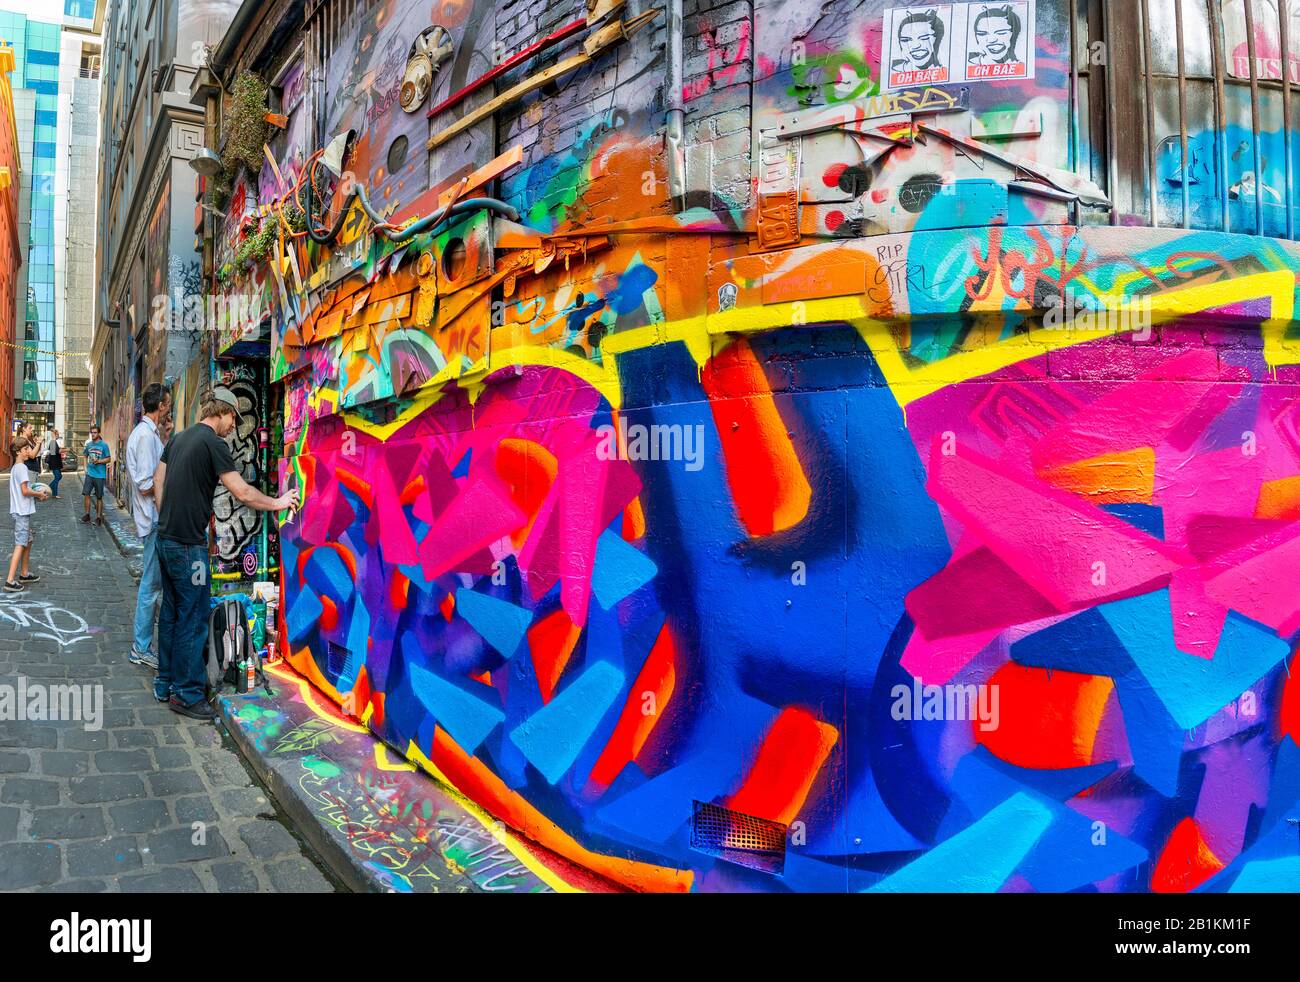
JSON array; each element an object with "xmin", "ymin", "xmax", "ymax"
[{"xmin": 126, "ymin": 415, "xmax": 164, "ymax": 538}]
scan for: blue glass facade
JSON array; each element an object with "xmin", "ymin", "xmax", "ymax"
[{"xmin": 0, "ymin": 11, "xmax": 59, "ymax": 404}]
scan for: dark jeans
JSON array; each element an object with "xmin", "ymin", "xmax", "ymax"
[
  {"xmin": 156, "ymin": 538, "xmax": 210, "ymax": 705},
  {"xmin": 49, "ymin": 466, "xmax": 61, "ymax": 496}
]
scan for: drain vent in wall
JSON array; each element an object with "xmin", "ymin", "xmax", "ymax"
[
  {"xmin": 326, "ymin": 642, "xmax": 350, "ymax": 676},
  {"xmin": 690, "ymin": 801, "xmax": 787, "ymax": 874}
]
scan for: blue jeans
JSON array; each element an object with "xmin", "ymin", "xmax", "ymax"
[
  {"xmin": 156, "ymin": 538, "xmax": 211, "ymax": 705},
  {"xmin": 132, "ymin": 529, "xmax": 161, "ymax": 657},
  {"xmin": 49, "ymin": 466, "xmax": 61, "ymax": 496}
]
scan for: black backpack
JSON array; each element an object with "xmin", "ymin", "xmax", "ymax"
[{"xmin": 207, "ymin": 598, "xmax": 270, "ymax": 696}]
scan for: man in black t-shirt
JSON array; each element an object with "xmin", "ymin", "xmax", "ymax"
[{"xmin": 151, "ymin": 387, "xmax": 299, "ymax": 720}]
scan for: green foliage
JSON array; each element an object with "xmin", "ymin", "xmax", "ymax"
[
  {"xmin": 208, "ymin": 169, "xmax": 233, "ymax": 212},
  {"xmin": 235, "ymin": 218, "xmax": 278, "ymax": 269},
  {"xmin": 283, "ymin": 204, "xmax": 307, "ymax": 234},
  {"xmin": 220, "ymin": 70, "xmax": 271, "ymax": 185}
]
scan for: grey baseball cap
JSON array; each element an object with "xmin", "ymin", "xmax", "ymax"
[{"xmin": 209, "ymin": 386, "xmax": 243, "ymax": 419}]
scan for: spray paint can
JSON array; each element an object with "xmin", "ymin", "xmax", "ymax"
[{"xmin": 246, "ymin": 657, "xmax": 256, "ymax": 692}]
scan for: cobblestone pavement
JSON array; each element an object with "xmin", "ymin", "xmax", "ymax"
[{"xmin": 0, "ymin": 472, "xmax": 339, "ymax": 892}]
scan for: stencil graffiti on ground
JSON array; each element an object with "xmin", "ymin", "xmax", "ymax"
[
  {"xmin": 433, "ymin": 817, "xmax": 545, "ymax": 892},
  {"xmin": 294, "ymin": 757, "xmax": 546, "ymax": 893},
  {"xmin": 0, "ymin": 596, "xmax": 98, "ymax": 648}
]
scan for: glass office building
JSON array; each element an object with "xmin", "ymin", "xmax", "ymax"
[{"xmin": 0, "ymin": 9, "xmax": 57, "ymax": 415}]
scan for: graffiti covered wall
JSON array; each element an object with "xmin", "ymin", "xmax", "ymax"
[{"xmin": 209, "ymin": 0, "xmax": 1300, "ymax": 892}]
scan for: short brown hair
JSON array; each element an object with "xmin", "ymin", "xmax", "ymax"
[
  {"xmin": 10, "ymin": 436, "xmax": 32, "ymax": 459},
  {"xmin": 199, "ymin": 395, "xmax": 236, "ymax": 421}
]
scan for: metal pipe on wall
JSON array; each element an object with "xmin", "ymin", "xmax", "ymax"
[
  {"xmin": 1140, "ymin": 0, "xmax": 1159, "ymax": 227},
  {"xmin": 1176, "ymin": 0, "xmax": 1192, "ymax": 228},
  {"xmin": 666, "ymin": 0, "xmax": 686, "ymax": 211},
  {"xmin": 1103, "ymin": 0, "xmax": 1120, "ymax": 225},
  {"xmin": 1069, "ymin": 0, "xmax": 1081, "ymax": 225},
  {"xmin": 1281, "ymin": 0, "xmax": 1295, "ymax": 238},
  {"xmin": 1210, "ymin": 0, "xmax": 1231, "ymax": 231},
  {"xmin": 1244, "ymin": 0, "xmax": 1266, "ymax": 234}
]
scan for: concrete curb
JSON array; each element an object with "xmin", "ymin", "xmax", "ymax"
[
  {"xmin": 218, "ymin": 690, "xmax": 373, "ymax": 894},
  {"xmin": 215, "ymin": 668, "xmax": 562, "ymax": 894},
  {"xmin": 96, "ymin": 489, "xmax": 144, "ymax": 581}
]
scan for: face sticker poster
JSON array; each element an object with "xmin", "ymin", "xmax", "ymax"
[
  {"xmin": 883, "ymin": 1, "xmax": 1035, "ymax": 90},
  {"xmin": 885, "ymin": 5, "xmax": 954, "ymax": 88},
  {"xmin": 964, "ymin": 1, "xmax": 1034, "ymax": 81}
]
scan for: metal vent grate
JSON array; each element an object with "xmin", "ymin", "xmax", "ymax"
[
  {"xmin": 326, "ymin": 642, "xmax": 350, "ymax": 676},
  {"xmin": 691, "ymin": 801, "xmax": 787, "ymax": 874}
]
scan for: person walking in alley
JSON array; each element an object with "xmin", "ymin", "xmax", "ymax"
[
  {"xmin": 80, "ymin": 425, "xmax": 112, "ymax": 526},
  {"xmin": 6, "ymin": 436, "xmax": 49, "ymax": 592},
  {"xmin": 42, "ymin": 427, "xmax": 63, "ymax": 498},
  {"xmin": 39, "ymin": 428, "xmax": 54, "ymax": 474},
  {"xmin": 151, "ymin": 387, "xmax": 298, "ymax": 721},
  {"xmin": 127, "ymin": 383, "xmax": 172, "ymax": 670}
]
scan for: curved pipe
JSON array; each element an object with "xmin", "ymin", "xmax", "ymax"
[
  {"xmin": 304, "ymin": 158, "xmax": 518, "ymax": 245},
  {"xmin": 381, "ymin": 198, "xmax": 519, "ymax": 242}
]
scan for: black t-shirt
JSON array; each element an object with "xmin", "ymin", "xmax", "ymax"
[{"xmin": 156, "ymin": 424, "xmax": 238, "ymax": 545}]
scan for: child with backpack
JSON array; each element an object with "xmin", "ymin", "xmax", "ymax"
[{"xmin": 7, "ymin": 436, "xmax": 50, "ymax": 592}]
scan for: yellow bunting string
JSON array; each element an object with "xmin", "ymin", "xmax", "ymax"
[{"xmin": 0, "ymin": 338, "xmax": 91, "ymax": 358}]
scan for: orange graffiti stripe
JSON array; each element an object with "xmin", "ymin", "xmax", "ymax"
[
  {"xmin": 586, "ymin": 623, "xmax": 676, "ymax": 789},
  {"xmin": 1256, "ymin": 475, "xmax": 1300, "ymax": 521},
  {"xmin": 700, "ymin": 338, "xmax": 811, "ymax": 537},
  {"xmin": 727, "ymin": 707, "xmax": 838, "ymax": 827},
  {"xmin": 428, "ymin": 726, "xmax": 693, "ymax": 892},
  {"xmin": 1037, "ymin": 447, "xmax": 1157, "ymax": 505}
]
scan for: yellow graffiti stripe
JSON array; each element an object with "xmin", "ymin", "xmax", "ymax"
[
  {"xmin": 403, "ymin": 740, "xmax": 582, "ymax": 894},
  {"xmin": 313, "ymin": 269, "xmax": 1299, "ymax": 426},
  {"xmin": 707, "ymin": 270, "xmax": 1297, "ymax": 405},
  {"xmin": 339, "ymin": 386, "xmax": 447, "ymax": 441},
  {"xmin": 265, "ymin": 661, "xmax": 368, "ymax": 734},
  {"xmin": 372, "ymin": 743, "xmax": 416, "ymax": 772}
]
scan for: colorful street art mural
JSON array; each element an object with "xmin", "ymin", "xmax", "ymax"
[
  {"xmin": 211, "ymin": 360, "xmax": 275, "ymax": 580},
  {"xmin": 207, "ymin": 0, "xmax": 1300, "ymax": 891}
]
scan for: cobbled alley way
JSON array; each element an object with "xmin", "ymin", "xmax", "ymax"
[{"xmin": 0, "ymin": 474, "xmax": 336, "ymax": 892}]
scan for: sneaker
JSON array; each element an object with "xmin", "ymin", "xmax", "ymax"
[
  {"xmin": 18, "ymin": 572, "xmax": 39, "ymax": 583},
  {"xmin": 128, "ymin": 649, "xmax": 159, "ymax": 670},
  {"xmin": 78, "ymin": 514, "xmax": 91, "ymax": 524},
  {"xmin": 168, "ymin": 696, "xmax": 216, "ymax": 722},
  {"xmin": 2, "ymin": 581, "xmax": 21, "ymax": 593}
]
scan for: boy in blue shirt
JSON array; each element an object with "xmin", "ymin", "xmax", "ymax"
[{"xmin": 81, "ymin": 424, "xmax": 112, "ymax": 527}]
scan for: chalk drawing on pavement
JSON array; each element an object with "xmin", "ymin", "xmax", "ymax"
[{"xmin": 0, "ymin": 596, "xmax": 96, "ymax": 648}]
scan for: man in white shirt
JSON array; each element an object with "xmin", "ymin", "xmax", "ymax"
[{"xmin": 127, "ymin": 383, "xmax": 172, "ymax": 669}]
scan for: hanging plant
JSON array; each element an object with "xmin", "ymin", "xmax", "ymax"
[
  {"xmin": 219, "ymin": 70, "xmax": 271, "ymax": 184},
  {"xmin": 235, "ymin": 217, "xmax": 278, "ymax": 269},
  {"xmin": 283, "ymin": 204, "xmax": 307, "ymax": 235},
  {"xmin": 208, "ymin": 169, "xmax": 233, "ymax": 212}
]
